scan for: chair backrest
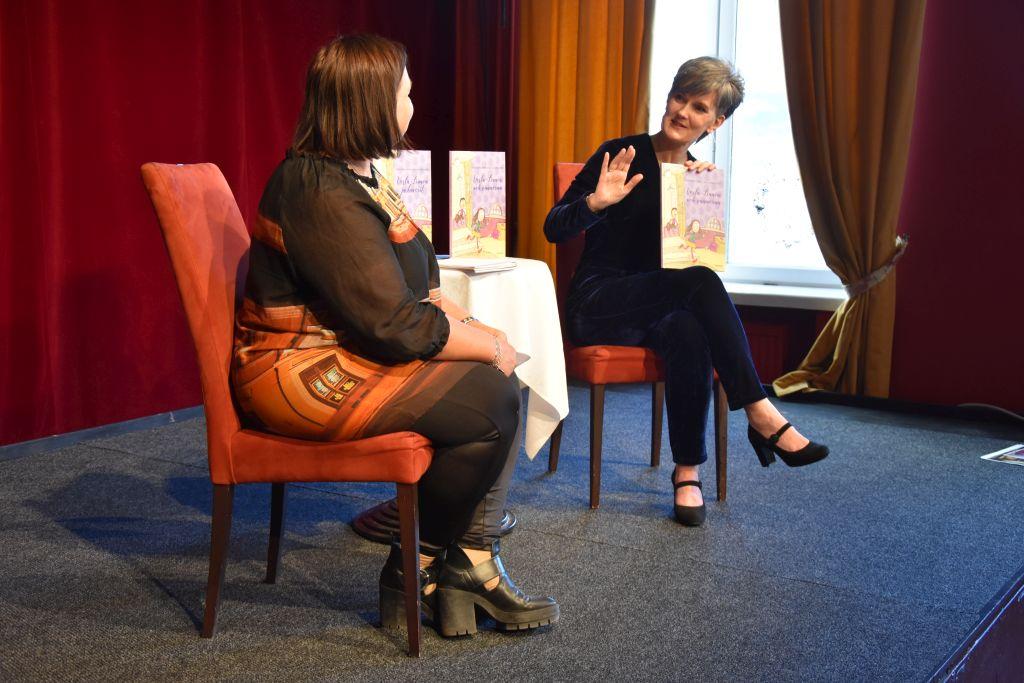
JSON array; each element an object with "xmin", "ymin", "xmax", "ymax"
[
  {"xmin": 140, "ymin": 162, "xmax": 250, "ymax": 483},
  {"xmin": 553, "ymin": 162, "xmax": 585, "ymax": 315}
]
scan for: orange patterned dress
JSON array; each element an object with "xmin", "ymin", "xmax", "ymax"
[{"xmin": 231, "ymin": 152, "xmax": 473, "ymax": 441}]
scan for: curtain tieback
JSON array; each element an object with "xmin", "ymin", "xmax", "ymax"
[{"xmin": 843, "ymin": 234, "xmax": 909, "ymax": 298}]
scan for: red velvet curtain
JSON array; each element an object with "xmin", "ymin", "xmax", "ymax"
[
  {"xmin": 0, "ymin": 0, "xmax": 462, "ymax": 446},
  {"xmin": 449, "ymin": 0, "xmax": 519, "ymax": 254}
]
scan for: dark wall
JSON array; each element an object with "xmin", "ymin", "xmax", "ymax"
[{"xmin": 890, "ymin": 0, "xmax": 1024, "ymax": 412}]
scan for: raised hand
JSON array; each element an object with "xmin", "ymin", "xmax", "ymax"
[{"xmin": 587, "ymin": 146, "xmax": 644, "ymax": 212}]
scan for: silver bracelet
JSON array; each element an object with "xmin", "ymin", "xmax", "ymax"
[
  {"xmin": 489, "ymin": 336, "xmax": 503, "ymax": 368},
  {"xmin": 461, "ymin": 315, "xmax": 477, "ymax": 325}
]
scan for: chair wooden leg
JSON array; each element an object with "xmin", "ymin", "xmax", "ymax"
[
  {"xmin": 265, "ymin": 482, "xmax": 286, "ymax": 584},
  {"xmin": 651, "ymin": 381, "xmax": 665, "ymax": 467},
  {"xmin": 396, "ymin": 483, "xmax": 421, "ymax": 657},
  {"xmin": 548, "ymin": 420, "xmax": 564, "ymax": 473},
  {"xmin": 201, "ymin": 483, "xmax": 235, "ymax": 638},
  {"xmin": 590, "ymin": 384, "xmax": 606, "ymax": 509},
  {"xmin": 714, "ymin": 378, "xmax": 728, "ymax": 502}
]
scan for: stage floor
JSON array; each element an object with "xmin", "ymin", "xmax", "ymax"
[{"xmin": 2, "ymin": 384, "xmax": 1022, "ymax": 681}]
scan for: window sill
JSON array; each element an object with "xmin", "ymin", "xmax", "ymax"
[{"xmin": 723, "ymin": 281, "xmax": 846, "ymax": 311}]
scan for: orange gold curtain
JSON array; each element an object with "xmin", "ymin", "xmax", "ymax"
[
  {"xmin": 774, "ymin": 0, "xmax": 926, "ymax": 397},
  {"xmin": 515, "ymin": 0, "xmax": 655, "ymax": 268}
]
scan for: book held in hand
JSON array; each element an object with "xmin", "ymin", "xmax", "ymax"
[
  {"xmin": 374, "ymin": 150, "xmax": 433, "ymax": 242},
  {"xmin": 660, "ymin": 164, "xmax": 726, "ymax": 271},
  {"xmin": 449, "ymin": 151, "xmax": 506, "ymax": 258}
]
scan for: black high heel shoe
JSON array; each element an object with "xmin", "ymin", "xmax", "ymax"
[
  {"xmin": 436, "ymin": 542, "xmax": 559, "ymax": 637},
  {"xmin": 671, "ymin": 471, "xmax": 706, "ymax": 527},
  {"xmin": 748, "ymin": 423, "xmax": 829, "ymax": 468},
  {"xmin": 379, "ymin": 541, "xmax": 444, "ymax": 628}
]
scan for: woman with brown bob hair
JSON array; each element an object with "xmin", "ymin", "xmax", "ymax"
[{"xmin": 232, "ymin": 34, "xmax": 558, "ymax": 637}]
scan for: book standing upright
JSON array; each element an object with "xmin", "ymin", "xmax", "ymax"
[
  {"xmin": 449, "ymin": 151, "xmax": 506, "ymax": 258},
  {"xmin": 374, "ymin": 150, "xmax": 433, "ymax": 242}
]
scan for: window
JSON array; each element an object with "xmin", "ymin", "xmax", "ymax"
[{"xmin": 649, "ymin": 0, "xmax": 841, "ymax": 290}]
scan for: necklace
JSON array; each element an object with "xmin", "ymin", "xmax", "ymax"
[{"xmin": 344, "ymin": 161, "xmax": 376, "ymax": 187}]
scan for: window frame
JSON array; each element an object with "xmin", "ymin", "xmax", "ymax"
[{"xmin": 652, "ymin": 0, "xmax": 843, "ymax": 292}]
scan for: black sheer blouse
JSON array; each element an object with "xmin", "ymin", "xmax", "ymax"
[{"xmin": 234, "ymin": 152, "xmax": 449, "ymax": 370}]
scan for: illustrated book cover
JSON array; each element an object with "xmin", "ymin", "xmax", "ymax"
[
  {"xmin": 660, "ymin": 164, "xmax": 726, "ymax": 271},
  {"xmin": 449, "ymin": 151, "xmax": 506, "ymax": 258},
  {"xmin": 374, "ymin": 150, "xmax": 433, "ymax": 242}
]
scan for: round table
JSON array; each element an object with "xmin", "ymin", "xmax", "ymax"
[{"xmin": 351, "ymin": 257, "xmax": 569, "ymax": 544}]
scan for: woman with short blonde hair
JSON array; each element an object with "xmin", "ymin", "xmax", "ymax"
[{"xmin": 545, "ymin": 56, "xmax": 828, "ymax": 527}]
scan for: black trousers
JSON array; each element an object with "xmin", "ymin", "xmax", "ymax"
[
  {"xmin": 409, "ymin": 364, "xmax": 521, "ymax": 550},
  {"xmin": 567, "ymin": 266, "xmax": 766, "ymax": 465}
]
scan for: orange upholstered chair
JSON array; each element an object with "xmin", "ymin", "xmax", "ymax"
[
  {"xmin": 141, "ymin": 162, "xmax": 431, "ymax": 656},
  {"xmin": 547, "ymin": 162, "xmax": 728, "ymax": 508}
]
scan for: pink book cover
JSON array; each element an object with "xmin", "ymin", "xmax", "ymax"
[
  {"xmin": 660, "ymin": 164, "xmax": 726, "ymax": 271},
  {"xmin": 449, "ymin": 151, "xmax": 506, "ymax": 258},
  {"xmin": 374, "ymin": 150, "xmax": 433, "ymax": 242}
]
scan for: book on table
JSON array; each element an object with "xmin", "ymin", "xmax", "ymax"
[
  {"xmin": 373, "ymin": 150, "xmax": 433, "ymax": 242},
  {"xmin": 660, "ymin": 164, "xmax": 727, "ymax": 271},
  {"xmin": 449, "ymin": 151, "xmax": 506, "ymax": 258},
  {"xmin": 437, "ymin": 257, "xmax": 517, "ymax": 273}
]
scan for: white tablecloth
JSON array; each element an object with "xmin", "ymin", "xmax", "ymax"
[{"xmin": 439, "ymin": 258, "xmax": 569, "ymax": 458}]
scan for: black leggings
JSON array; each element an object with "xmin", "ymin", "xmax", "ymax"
[
  {"xmin": 568, "ymin": 266, "xmax": 766, "ymax": 465},
  {"xmin": 409, "ymin": 364, "xmax": 521, "ymax": 550}
]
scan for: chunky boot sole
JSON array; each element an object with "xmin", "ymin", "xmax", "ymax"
[
  {"xmin": 437, "ymin": 587, "xmax": 560, "ymax": 637},
  {"xmin": 379, "ymin": 585, "xmax": 435, "ymax": 629}
]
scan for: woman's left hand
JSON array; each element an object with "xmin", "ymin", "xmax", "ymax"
[{"xmin": 684, "ymin": 160, "xmax": 717, "ymax": 173}]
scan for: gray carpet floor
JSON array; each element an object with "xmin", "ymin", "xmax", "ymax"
[{"xmin": 2, "ymin": 383, "xmax": 1023, "ymax": 682}]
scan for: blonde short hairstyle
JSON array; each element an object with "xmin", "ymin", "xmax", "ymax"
[{"xmin": 669, "ymin": 56, "xmax": 745, "ymax": 120}]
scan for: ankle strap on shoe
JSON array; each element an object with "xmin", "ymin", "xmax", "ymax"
[
  {"xmin": 770, "ymin": 423, "xmax": 793, "ymax": 444},
  {"xmin": 673, "ymin": 479, "xmax": 702, "ymax": 490},
  {"xmin": 465, "ymin": 554, "xmax": 504, "ymax": 585},
  {"xmin": 455, "ymin": 540, "xmax": 501, "ymax": 554},
  {"xmin": 391, "ymin": 539, "xmax": 445, "ymax": 559}
]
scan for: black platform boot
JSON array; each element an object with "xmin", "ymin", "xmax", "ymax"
[
  {"xmin": 437, "ymin": 542, "xmax": 559, "ymax": 637},
  {"xmin": 379, "ymin": 541, "xmax": 444, "ymax": 628}
]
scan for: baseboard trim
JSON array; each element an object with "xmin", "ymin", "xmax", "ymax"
[
  {"xmin": 773, "ymin": 387, "xmax": 1024, "ymax": 429},
  {"xmin": 0, "ymin": 406, "xmax": 205, "ymax": 460}
]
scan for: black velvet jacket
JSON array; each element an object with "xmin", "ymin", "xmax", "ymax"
[{"xmin": 542, "ymin": 133, "xmax": 694, "ymax": 312}]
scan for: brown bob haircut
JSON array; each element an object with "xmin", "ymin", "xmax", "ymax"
[{"xmin": 292, "ymin": 34, "xmax": 409, "ymax": 160}]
